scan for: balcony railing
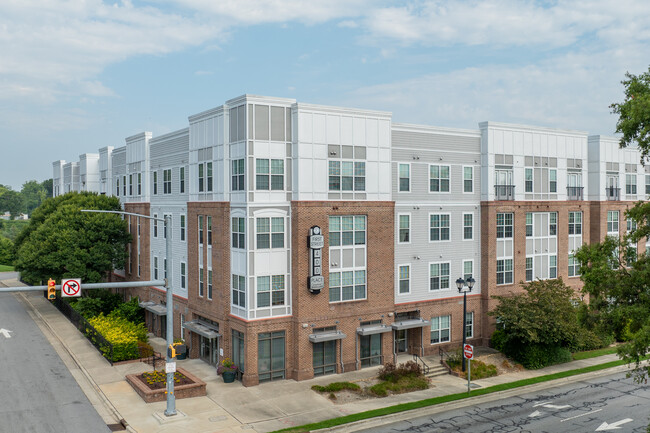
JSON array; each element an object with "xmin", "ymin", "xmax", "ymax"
[
  {"xmin": 567, "ymin": 186, "xmax": 584, "ymax": 201},
  {"xmin": 494, "ymin": 185, "xmax": 515, "ymax": 200},
  {"xmin": 606, "ymin": 187, "xmax": 621, "ymax": 201}
]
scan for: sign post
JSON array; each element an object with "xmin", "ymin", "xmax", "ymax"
[{"xmin": 464, "ymin": 343, "xmax": 473, "ymax": 394}]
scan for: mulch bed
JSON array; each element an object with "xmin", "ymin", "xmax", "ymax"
[{"xmin": 138, "ymin": 370, "xmax": 194, "ymax": 390}]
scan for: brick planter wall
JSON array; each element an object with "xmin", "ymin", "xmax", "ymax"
[{"xmin": 125, "ymin": 367, "xmax": 206, "ymax": 403}]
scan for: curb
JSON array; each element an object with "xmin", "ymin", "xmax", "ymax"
[
  {"xmin": 17, "ymin": 292, "xmax": 137, "ymax": 433},
  {"xmin": 312, "ymin": 363, "xmax": 630, "ymax": 433}
]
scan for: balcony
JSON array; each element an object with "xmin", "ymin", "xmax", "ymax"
[
  {"xmin": 494, "ymin": 185, "xmax": 515, "ymax": 201},
  {"xmin": 606, "ymin": 187, "xmax": 620, "ymax": 201},
  {"xmin": 566, "ymin": 186, "xmax": 584, "ymax": 201}
]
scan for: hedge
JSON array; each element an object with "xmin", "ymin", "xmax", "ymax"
[{"xmin": 88, "ymin": 313, "xmax": 148, "ymax": 362}]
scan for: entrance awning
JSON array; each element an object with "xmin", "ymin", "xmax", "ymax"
[
  {"xmin": 391, "ymin": 318, "xmax": 431, "ymax": 330},
  {"xmin": 309, "ymin": 330, "xmax": 346, "ymax": 343},
  {"xmin": 356, "ymin": 324, "xmax": 392, "ymax": 336},
  {"xmin": 182, "ymin": 320, "xmax": 221, "ymax": 339},
  {"xmin": 139, "ymin": 301, "xmax": 167, "ymax": 316}
]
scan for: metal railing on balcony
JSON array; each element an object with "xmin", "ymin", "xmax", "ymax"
[
  {"xmin": 606, "ymin": 187, "xmax": 621, "ymax": 201},
  {"xmin": 494, "ymin": 184, "xmax": 515, "ymax": 200},
  {"xmin": 567, "ymin": 186, "xmax": 584, "ymax": 201}
]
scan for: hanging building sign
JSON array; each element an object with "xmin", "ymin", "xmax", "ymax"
[{"xmin": 308, "ymin": 226, "xmax": 325, "ymax": 293}]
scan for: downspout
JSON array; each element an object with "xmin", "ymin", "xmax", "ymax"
[
  {"xmin": 340, "ymin": 339, "xmax": 345, "ymax": 373},
  {"xmin": 355, "ymin": 333, "xmax": 359, "ymax": 370}
]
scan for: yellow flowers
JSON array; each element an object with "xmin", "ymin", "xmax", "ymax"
[{"xmin": 88, "ymin": 313, "xmax": 148, "ymax": 361}]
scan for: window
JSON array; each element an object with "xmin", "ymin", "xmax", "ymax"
[
  {"xmin": 179, "ymin": 167, "xmax": 185, "ymax": 193},
  {"xmin": 463, "ymin": 213, "xmax": 473, "ymax": 240},
  {"xmin": 180, "ymin": 262, "xmax": 186, "ymax": 289},
  {"xmin": 232, "ymin": 274, "xmax": 245, "ymax": 307},
  {"xmin": 163, "ymin": 215, "xmax": 170, "ymax": 239},
  {"xmin": 398, "ymin": 265, "xmax": 410, "ymax": 294},
  {"xmin": 232, "ymin": 217, "xmax": 245, "ymax": 248},
  {"xmin": 496, "ymin": 213, "xmax": 513, "ymax": 239},
  {"xmin": 313, "ymin": 339, "xmax": 337, "ymax": 377},
  {"xmin": 497, "ymin": 259, "xmax": 513, "ymax": 285},
  {"xmin": 137, "ymin": 173, "xmax": 142, "ymax": 195},
  {"xmin": 256, "ymin": 217, "xmax": 284, "ymax": 249},
  {"xmin": 329, "ymin": 161, "xmax": 365, "ymax": 191},
  {"xmin": 164, "ymin": 258, "xmax": 167, "ymax": 279},
  {"xmin": 359, "ymin": 331, "xmax": 382, "ymax": 368},
  {"xmin": 256, "ymin": 159, "xmax": 284, "ymax": 190},
  {"xmin": 550, "ymin": 169, "xmax": 557, "ymax": 193},
  {"xmin": 123, "ymin": 175, "xmax": 126, "ymax": 196},
  {"xmin": 257, "ymin": 275, "xmax": 285, "ymax": 307},
  {"xmin": 569, "ymin": 212, "xmax": 582, "ymax": 235},
  {"xmin": 463, "ymin": 166, "xmax": 473, "ymax": 193},
  {"xmin": 330, "ymin": 270, "xmax": 366, "ymax": 302},
  {"xmin": 206, "ymin": 162, "xmax": 213, "ymax": 192},
  {"xmin": 129, "ymin": 174, "xmax": 133, "ymax": 195},
  {"xmin": 232, "ymin": 159, "xmax": 245, "ymax": 191},
  {"xmin": 153, "ymin": 214, "xmax": 158, "ymax": 238},
  {"xmin": 329, "ymin": 215, "xmax": 366, "ymax": 247},
  {"xmin": 163, "ymin": 169, "xmax": 171, "ymax": 194},
  {"xmin": 568, "ymin": 254, "xmax": 580, "ymax": 277},
  {"xmin": 258, "ymin": 331, "xmax": 285, "ymax": 382},
  {"xmin": 153, "ymin": 172, "xmax": 158, "ymax": 195},
  {"xmin": 398, "ymin": 215, "xmax": 410, "ymax": 243},
  {"xmin": 549, "ymin": 255, "xmax": 557, "ymax": 279},
  {"xmin": 430, "ymin": 262, "xmax": 450, "ymax": 291},
  {"xmin": 526, "ymin": 213, "xmax": 533, "ymax": 237},
  {"xmin": 430, "ymin": 165, "xmax": 450, "ymax": 192},
  {"xmin": 627, "ymin": 218, "xmax": 637, "ymax": 233},
  {"xmin": 626, "ymin": 174, "xmax": 637, "ymax": 195},
  {"xmin": 180, "ymin": 215, "xmax": 186, "ymax": 241},
  {"xmin": 207, "ymin": 216, "xmax": 212, "ymax": 245},
  {"xmin": 399, "ymin": 164, "xmax": 410, "ymax": 192},
  {"xmin": 430, "ymin": 214, "xmax": 450, "ymax": 241},
  {"xmin": 198, "ymin": 163, "xmax": 204, "ymax": 192},
  {"xmin": 646, "ymin": 175, "xmax": 650, "ymax": 195},
  {"xmin": 208, "ymin": 270, "xmax": 213, "ymax": 300},
  {"xmin": 465, "ymin": 312, "xmax": 474, "ymax": 338},
  {"xmin": 463, "ymin": 260, "xmax": 473, "ymax": 282},
  {"xmin": 607, "ymin": 211, "xmax": 619, "ymax": 234},
  {"xmin": 199, "ymin": 267, "xmax": 204, "ymax": 297},
  {"xmin": 116, "ymin": 178, "xmax": 120, "ymax": 196},
  {"xmin": 526, "ymin": 257, "xmax": 533, "ymax": 281},
  {"xmin": 430, "ymin": 315, "xmax": 450, "ymax": 344},
  {"xmin": 549, "ymin": 212, "xmax": 557, "ymax": 236},
  {"xmin": 198, "ymin": 215, "xmax": 204, "ymax": 245},
  {"xmin": 153, "ymin": 257, "xmax": 158, "ymax": 280},
  {"xmin": 525, "ymin": 168, "xmax": 533, "ymax": 193}
]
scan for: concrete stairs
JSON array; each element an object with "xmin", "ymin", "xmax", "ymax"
[{"xmin": 424, "ymin": 362, "xmax": 450, "ymax": 378}]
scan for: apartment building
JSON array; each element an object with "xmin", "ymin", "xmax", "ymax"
[{"xmin": 52, "ymin": 95, "xmax": 644, "ymax": 385}]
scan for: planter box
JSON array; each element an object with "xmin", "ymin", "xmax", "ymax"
[{"xmin": 126, "ymin": 367, "xmax": 206, "ymax": 403}]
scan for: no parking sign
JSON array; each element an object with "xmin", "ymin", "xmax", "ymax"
[{"xmin": 61, "ymin": 279, "xmax": 81, "ymax": 297}]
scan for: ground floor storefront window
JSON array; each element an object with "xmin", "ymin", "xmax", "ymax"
[
  {"xmin": 313, "ymin": 340, "xmax": 337, "ymax": 376},
  {"xmin": 360, "ymin": 334, "xmax": 381, "ymax": 367},
  {"xmin": 233, "ymin": 330, "xmax": 245, "ymax": 381},
  {"xmin": 258, "ymin": 331, "xmax": 285, "ymax": 382}
]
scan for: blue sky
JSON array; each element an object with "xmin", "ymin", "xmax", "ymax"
[{"xmin": 2, "ymin": 0, "xmax": 649, "ymax": 190}]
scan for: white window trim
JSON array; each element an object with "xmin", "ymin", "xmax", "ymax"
[
  {"xmin": 429, "ymin": 261, "xmax": 452, "ymax": 292},
  {"xmin": 428, "ymin": 212, "xmax": 452, "ymax": 243},
  {"xmin": 462, "ymin": 212, "xmax": 474, "ymax": 241},
  {"xmin": 397, "ymin": 263, "xmax": 411, "ymax": 295},
  {"xmin": 465, "ymin": 312, "xmax": 474, "ymax": 339},
  {"xmin": 180, "ymin": 261, "xmax": 186, "ymax": 289},
  {"xmin": 462, "ymin": 259, "xmax": 474, "ymax": 281},
  {"xmin": 430, "ymin": 315, "xmax": 451, "ymax": 345},
  {"xmin": 180, "ymin": 213, "xmax": 186, "ymax": 243},
  {"xmin": 429, "ymin": 164, "xmax": 452, "ymax": 194},
  {"xmin": 398, "ymin": 163, "xmax": 411, "ymax": 193},
  {"xmin": 496, "ymin": 258, "xmax": 514, "ymax": 286},
  {"xmin": 397, "ymin": 213, "xmax": 411, "ymax": 244},
  {"xmin": 462, "ymin": 165, "xmax": 474, "ymax": 194}
]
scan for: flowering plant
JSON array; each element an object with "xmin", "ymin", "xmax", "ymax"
[{"xmin": 217, "ymin": 357, "xmax": 238, "ymax": 374}]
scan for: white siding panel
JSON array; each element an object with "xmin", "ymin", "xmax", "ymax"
[
  {"xmin": 313, "ymin": 113, "xmax": 326, "ymax": 144},
  {"xmin": 341, "ymin": 116, "xmax": 353, "ymax": 145},
  {"xmin": 327, "ymin": 115, "xmax": 340, "ymax": 145}
]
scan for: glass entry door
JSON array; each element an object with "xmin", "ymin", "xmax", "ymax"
[
  {"xmin": 360, "ymin": 334, "xmax": 382, "ymax": 367},
  {"xmin": 200, "ymin": 336, "xmax": 217, "ymax": 366},
  {"xmin": 232, "ymin": 330, "xmax": 245, "ymax": 381},
  {"xmin": 394, "ymin": 330, "xmax": 407, "ymax": 353}
]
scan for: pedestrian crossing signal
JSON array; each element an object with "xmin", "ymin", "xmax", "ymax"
[{"xmin": 47, "ymin": 279, "xmax": 56, "ymax": 300}]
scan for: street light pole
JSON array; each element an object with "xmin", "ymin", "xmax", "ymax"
[
  {"xmin": 81, "ymin": 209, "xmax": 176, "ymax": 416},
  {"xmin": 456, "ymin": 276, "xmax": 475, "ymax": 372}
]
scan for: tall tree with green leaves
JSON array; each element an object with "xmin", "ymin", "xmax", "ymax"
[
  {"xmin": 20, "ymin": 180, "xmax": 47, "ymax": 215},
  {"xmin": 611, "ymin": 67, "xmax": 650, "ymax": 160},
  {"xmin": 14, "ymin": 192, "xmax": 131, "ymax": 285}
]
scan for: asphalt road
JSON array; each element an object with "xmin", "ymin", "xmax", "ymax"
[
  {"xmin": 0, "ymin": 292, "xmax": 111, "ymax": 433},
  {"xmin": 358, "ymin": 371, "xmax": 650, "ymax": 433}
]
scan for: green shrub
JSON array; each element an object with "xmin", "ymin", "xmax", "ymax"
[
  {"xmin": 490, "ymin": 329, "xmax": 507, "ymax": 352},
  {"xmin": 516, "ymin": 345, "xmax": 572, "ymax": 369},
  {"xmin": 311, "ymin": 382, "xmax": 361, "ymax": 393},
  {"xmin": 378, "ymin": 361, "xmax": 422, "ymax": 382},
  {"xmin": 459, "ymin": 360, "xmax": 498, "ymax": 380},
  {"xmin": 369, "ymin": 375, "xmax": 429, "ymax": 397},
  {"xmin": 110, "ymin": 297, "xmax": 144, "ymax": 324},
  {"xmin": 88, "ymin": 313, "xmax": 148, "ymax": 362},
  {"xmin": 570, "ymin": 329, "xmax": 607, "ymax": 352},
  {"xmin": 70, "ymin": 289, "xmax": 124, "ymax": 318}
]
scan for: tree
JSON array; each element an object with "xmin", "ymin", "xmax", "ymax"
[
  {"xmin": 489, "ymin": 279, "xmax": 586, "ymax": 369},
  {"xmin": 0, "ymin": 187, "xmax": 23, "ymax": 219},
  {"xmin": 610, "ymin": 67, "xmax": 650, "ymax": 159},
  {"xmin": 0, "ymin": 237, "xmax": 13, "ymax": 265},
  {"xmin": 20, "ymin": 180, "xmax": 47, "ymax": 216},
  {"xmin": 41, "ymin": 179, "xmax": 53, "ymax": 198},
  {"xmin": 14, "ymin": 192, "xmax": 131, "ymax": 285}
]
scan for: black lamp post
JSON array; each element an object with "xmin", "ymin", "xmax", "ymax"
[{"xmin": 456, "ymin": 276, "xmax": 475, "ymax": 372}]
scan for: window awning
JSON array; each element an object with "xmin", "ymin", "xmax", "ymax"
[
  {"xmin": 309, "ymin": 330, "xmax": 346, "ymax": 343},
  {"xmin": 391, "ymin": 318, "xmax": 431, "ymax": 330},
  {"xmin": 182, "ymin": 320, "xmax": 221, "ymax": 340},
  {"xmin": 356, "ymin": 324, "xmax": 392, "ymax": 336},
  {"xmin": 139, "ymin": 301, "xmax": 167, "ymax": 316}
]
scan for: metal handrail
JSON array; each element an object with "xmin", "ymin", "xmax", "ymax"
[{"xmin": 412, "ymin": 354, "xmax": 430, "ymax": 375}]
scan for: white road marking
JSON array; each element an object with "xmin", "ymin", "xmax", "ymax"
[
  {"xmin": 533, "ymin": 401, "xmax": 553, "ymax": 407},
  {"xmin": 560, "ymin": 408, "xmax": 603, "ymax": 422},
  {"xmin": 0, "ymin": 328, "xmax": 11, "ymax": 339},
  {"xmin": 542, "ymin": 404, "xmax": 571, "ymax": 409},
  {"xmin": 595, "ymin": 418, "xmax": 633, "ymax": 431},
  {"xmin": 529, "ymin": 410, "xmax": 542, "ymax": 417}
]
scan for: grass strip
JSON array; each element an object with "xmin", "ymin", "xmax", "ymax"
[
  {"xmin": 272, "ymin": 359, "xmax": 626, "ymax": 433},
  {"xmin": 0, "ymin": 265, "xmax": 15, "ymax": 272},
  {"xmin": 572, "ymin": 347, "xmax": 618, "ymax": 360}
]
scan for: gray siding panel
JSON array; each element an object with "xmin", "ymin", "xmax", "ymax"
[{"xmin": 392, "ymin": 131, "xmax": 480, "ymax": 153}]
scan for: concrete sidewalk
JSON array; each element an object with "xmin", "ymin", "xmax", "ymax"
[{"xmin": 11, "ymin": 282, "xmax": 629, "ymax": 433}]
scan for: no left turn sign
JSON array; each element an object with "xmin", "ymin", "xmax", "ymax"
[{"xmin": 61, "ymin": 279, "xmax": 81, "ymax": 297}]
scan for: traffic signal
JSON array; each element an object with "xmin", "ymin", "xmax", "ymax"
[
  {"xmin": 167, "ymin": 344, "xmax": 176, "ymax": 359},
  {"xmin": 47, "ymin": 279, "xmax": 56, "ymax": 300}
]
